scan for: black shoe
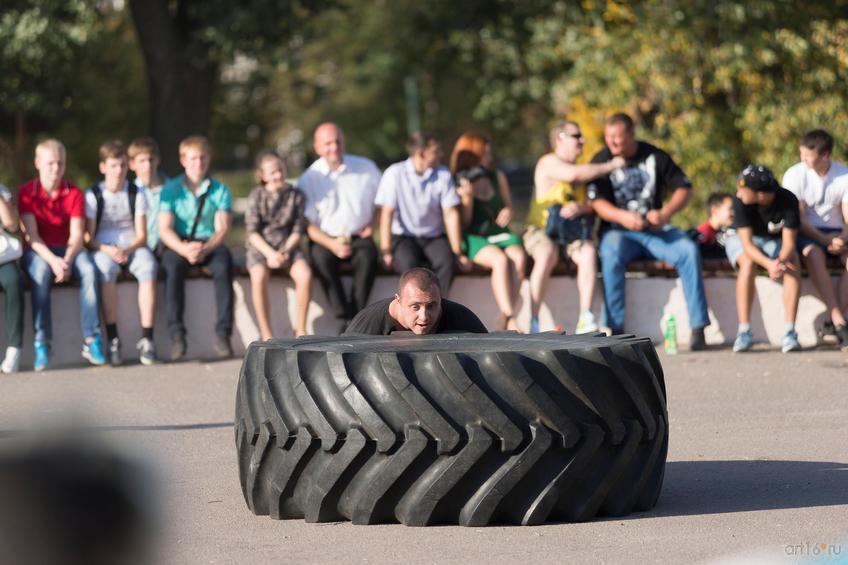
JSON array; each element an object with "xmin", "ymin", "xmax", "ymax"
[
  {"xmin": 214, "ymin": 335, "xmax": 233, "ymax": 358},
  {"xmin": 819, "ymin": 320, "xmax": 838, "ymax": 344},
  {"xmin": 171, "ymin": 335, "xmax": 187, "ymax": 361},
  {"xmin": 690, "ymin": 327, "xmax": 707, "ymax": 351},
  {"xmin": 836, "ymin": 324, "xmax": 848, "ymax": 352}
]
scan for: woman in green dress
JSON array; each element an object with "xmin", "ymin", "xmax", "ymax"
[{"xmin": 450, "ymin": 132, "xmax": 526, "ymax": 331}]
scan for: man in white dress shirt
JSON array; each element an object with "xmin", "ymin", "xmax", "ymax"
[
  {"xmin": 782, "ymin": 128, "xmax": 848, "ymax": 349},
  {"xmin": 300, "ymin": 122, "xmax": 381, "ymax": 326}
]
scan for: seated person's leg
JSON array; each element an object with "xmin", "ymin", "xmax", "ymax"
[
  {"xmin": 470, "ymin": 243, "xmax": 515, "ymax": 330},
  {"xmin": 71, "ymin": 250, "xmax": 106, "ymax": 365},
  {"xmin": 523, "ymin": 229, "xmax": 558, "ymax": 332},
  {"xmin": 289, "ymin": 257, "xmax": 313, "ymax": 337},
  {"xmin": 160, "ymin": 249, "xmax": 191, "ymax": 341},
  {"xmin": 92, "ymin": 250, "xmax": 122, "ymax": 365},
  {"xmin": 22, "ymin": 250, "xmax": 55, "ymax": 347},
  {"xmin": 201, "ymin": 245, "xmax": 235, "ymax": 341},
  {"xmin": 569, "ymin": 240, "xmax": 598, "ymax": 333},
  {"xmin": 349, "ymin": 237, "xmax": 379, "ymax": 315},
  {"xmin": 0, "ymin": 261, "xmax": 24, "ymax": 373},
  {"xmin": 598, "ymin": 229, "xmax": 645, "ymax": 334},
  {"xmin": 248, "ymin": 261, "xmax": 273, "ymax": 340},
  {"xmin": 642, "ymin": 227, "xmax": 710, "ymax": 332},
  {"xmin": 127, "ymin": 247, "xmax": 158, "ymax": 328},
  {"xmin": 801, "ymin": 242, "xmax": 846, "ymax": 327},
  {"xmin": 308, "ymin": 241, "xmax": 350, "ymax": 320},
  {"xmin": 127, "ymin": 247, "xmax": 159, "ymax": 364}
]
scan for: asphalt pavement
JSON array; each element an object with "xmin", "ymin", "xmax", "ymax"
[{"xmin": 0, "ymin": 344, "xmax": 846, "ymax": 564}]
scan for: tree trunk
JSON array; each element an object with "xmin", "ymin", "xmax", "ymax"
[
  {"xmin": 128, "ymin": 0, "xmax": 217, "ymax": 176},
  {"xmin": 14, "ymin": 111, "xmax": 28, "ymax": 182}
]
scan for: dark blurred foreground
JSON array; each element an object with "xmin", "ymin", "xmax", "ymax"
[{"xmin": 0, "ymin": 435, "xmax": 157, "ymax": 565}]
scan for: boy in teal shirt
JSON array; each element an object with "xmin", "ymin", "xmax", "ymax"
[{"xmin": 158, "ymin": 135, "xmax": 234, "ymax": 360}]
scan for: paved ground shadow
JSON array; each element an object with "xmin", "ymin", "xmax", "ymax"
[{"xmin": 648, "ymin": 460, "xmax": 848, "ymax": 517}]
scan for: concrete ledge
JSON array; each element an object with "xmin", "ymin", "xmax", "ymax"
[{"xmin": 2, "ymin": 269, "xmax": 840, "ymax": 369}]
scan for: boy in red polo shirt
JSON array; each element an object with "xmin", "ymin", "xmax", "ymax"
[{"xmin": 19, "ymin": 139, "xmax": 105, "ymax": 370}]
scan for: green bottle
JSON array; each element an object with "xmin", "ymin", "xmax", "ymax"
[{"xmin": 662, "ymin": 314, "xmax": 678, "ymax": 354}]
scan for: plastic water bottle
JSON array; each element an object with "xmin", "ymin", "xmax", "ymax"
[{"xmin": 662, "ymin": 314, "xmax": 678, "ymax": 355}]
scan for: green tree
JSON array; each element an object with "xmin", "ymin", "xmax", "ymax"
[
  {"xmin": 128, "ymin": 0, "xmax": 330, "ymax": 174},
  {"xmin": 450, "ymin": 0, "xmax": 848, "ymax": 225},
  {"xmin": 0, "ymin": 0, "xmax": 100, "ymax": 179}
]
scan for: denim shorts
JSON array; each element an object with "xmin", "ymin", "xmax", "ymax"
[
  {"xmin": 797, "ymin": 227, "xmax": 843, "ymax": 254},
  {"xmin": 724, "ymin": 233, "xmax": 781, "ymax": 267}
]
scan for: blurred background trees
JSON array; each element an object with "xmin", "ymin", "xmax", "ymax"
[{"xmin": 2, "ymin": 0, "xmax": 848, "ymax": 225}]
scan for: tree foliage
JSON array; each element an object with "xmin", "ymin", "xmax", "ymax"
[{"xmin": 3, "ymin": 0, "xmax": 848, "ymax": 224}]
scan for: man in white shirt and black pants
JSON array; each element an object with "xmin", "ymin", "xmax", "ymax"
[
  {"xmin": 300, "ymin": 123, "xmax": 381, "ymax": 329},
  {"xmin": 782, "ymin": 128, "xmax": 848, "ymax": 349}
]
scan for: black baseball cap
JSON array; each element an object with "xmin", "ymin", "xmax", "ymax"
[{"xmin": 737, "ymin": 164, "xmax": 779, "ymax": 192}]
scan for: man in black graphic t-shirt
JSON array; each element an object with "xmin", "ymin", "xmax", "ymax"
[
  {"xmin": 588, "ymin": 113, "xmax": 709, "ymax": 349},
  {"xmin": 724, "ymin": 164, "xmax": 802, "ymax": 353},
  {"xmin": 344, "ymin": 267, "xmax": 487, "ymax": 335}
]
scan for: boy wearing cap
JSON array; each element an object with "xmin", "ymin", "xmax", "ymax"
[{"xmin": 725, "ymin": 165, "xmax": 802, "ymax": 353}]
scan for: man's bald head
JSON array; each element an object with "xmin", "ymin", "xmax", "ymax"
[{"xmin": 313, "ymin": 122, "xmax": 345, "ymax": 170}]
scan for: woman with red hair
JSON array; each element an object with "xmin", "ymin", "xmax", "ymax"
[{"xmin": 450, "ymin": 133, "xmax": 526, "ymax": 331}]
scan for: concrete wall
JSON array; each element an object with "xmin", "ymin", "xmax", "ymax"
[{"xmin": 1, "ymin": 273, "xmax": 835, "ymax": 368}]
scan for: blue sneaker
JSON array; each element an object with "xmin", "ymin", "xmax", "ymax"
[
  {"xmin": 82, "ymin": 335, "xmax": 107, "ymax": 366},
  {"xmin": 34, "ymin": 341, "xmax": 50, "ymax": 372},
  {"xmin": 529, "ymin": 316, "xmax": 540, "ymax": 334},
  {"xmin": 781, "ymin": 330, "xmax": 801, "ymax": 353},
  {"xmin": 732, "ymin": 329, "xmax": 753, "ymax": 352}
]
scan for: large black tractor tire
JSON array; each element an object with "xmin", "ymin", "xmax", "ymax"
[{"xmin": 235, "ymin": 332, "xmax": 668, "ymax": 526}]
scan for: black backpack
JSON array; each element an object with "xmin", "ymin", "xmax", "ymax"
[{"xmin": 90, "ymin": 182, "xmax": 139, "ymax": 236}]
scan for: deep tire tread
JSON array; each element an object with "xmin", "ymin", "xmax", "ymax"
[{"xmin": 235, "ymin": 333, "xmax": 669, "ymax": 526}]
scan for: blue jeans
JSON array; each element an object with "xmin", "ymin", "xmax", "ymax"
[
  {"xmin": 599, "ymin": 226, "xmax": 710, "ymax": 333},
  {"xmin": 22, "ymin": 246, "xmax": 101, "ymax": 343}
]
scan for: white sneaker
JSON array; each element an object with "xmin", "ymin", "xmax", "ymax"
[
  {"xmin": 136, "ymin": 337, "xmax": 157, "ymax": 366},
  {"xmin": 575, "ymin": 311, "xmax": 599, "ymax": 334},
  {"xmin": 109, "ymin": 337, "xmax": 122, "ymax": 366},
  {"xmin": 1, "ymin": 346, "xmax": 21, "ymax": 373}
]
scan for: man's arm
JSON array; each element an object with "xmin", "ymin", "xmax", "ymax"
[
  {"xmin": 21, "ymin": 214, "xmax": 63, "ymax": 266},
  {"xmin": 539, "ymin": 154, "xmax": 626, "ymax": 187},
  {"xmin": 456, "ymin": 179, "xmax": 474, "ymax": 228},
  {"xmin": 378, "ymin": 206, "xmax": 394, "ymax": 267},
  {"xmin": 778, "ymin": 227, "xmax": 798, "ymax": 263},
  {"xmin": 443, "ymin": 206, "xmax": 471, "ymax": 271},
  {"xmin": 123, "ymin": 213, "xmax": 148, "ymax": 253},
  {"xmin": 591, "ymin": 198, "xmax": 646, "ymax": 231},
  {"xmin": 306, "ymin": 223, "xmax": 350, "ymax": 259},
  {"xmin": 200, "ymin": 210, "xmax": 231, "ymax": 255},
  {"xmin": 64, "ymin": 217, "xmax": 85, "ymax": 264},
  {"xmin": 0, "ymin": 196, "xmax": 18, "ymax": 232},
  {"xmin": 646, "ymin": 186, "xmax": 692, "ymax": 228},
  {"xmin": 159, "ymin": 211, "xmax": 190, "ymax": 256}
]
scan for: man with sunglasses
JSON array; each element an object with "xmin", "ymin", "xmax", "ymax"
[
  {"xmin": 524, "ymin": 120, "xmax": 625, "ymax": 333},
  {"xmin": 588, "ymin": 112, "xmax": 710, "ymax": 350}
]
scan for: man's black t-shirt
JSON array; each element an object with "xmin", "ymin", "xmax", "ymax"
[
  {"xmin": 588, "ymin": 141, "xmax": 691, "ymax": 230},
  {"xmin": 731, "ymin": 187, "xmax": 800, "ymax": 239},
  {"xmin": 343, "ymin": 297, "xmax": 488, "ymax": 335}
]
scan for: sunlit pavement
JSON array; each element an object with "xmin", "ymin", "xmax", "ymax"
[{"xmin": 1, "ymin": 347, "xmax": 846, "ymax": 564}]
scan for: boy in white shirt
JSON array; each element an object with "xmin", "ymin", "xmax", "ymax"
[
  {"xmin": 86, "ymin": 140, "xmax": 158, "ymax": 365},
  {"xmin": 782, "ymin": 129, "xmax": 848, "ymax": 350}
]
